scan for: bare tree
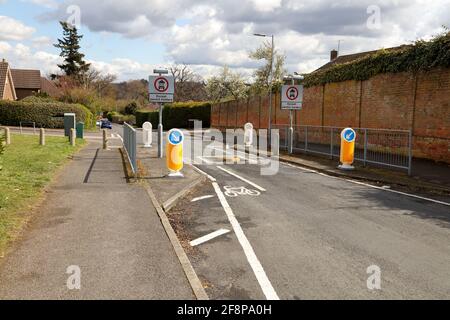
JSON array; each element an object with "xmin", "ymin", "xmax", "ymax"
[
  {"xmin": 170, "ymin": 64, "xmax": 206, "ymax": 102},
  {"xmin": 80, "ymin": 68, "xmax": 117, "ymax": 96}
]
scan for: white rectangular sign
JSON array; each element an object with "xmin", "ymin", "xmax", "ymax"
[
  {"xmin": 149, "ymin": 75, "xmax": 175, "ymax": 103},
  {"xmin": 281, "ymin": 85, "xmax": 304, "ymax": 110}
]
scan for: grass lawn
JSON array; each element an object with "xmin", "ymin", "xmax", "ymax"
[{"xmin": 0, "ymin": 134, "xmax": 85, "ymax": 256}]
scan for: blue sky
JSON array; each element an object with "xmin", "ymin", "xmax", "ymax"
[{"xmin": 0, "ymin": 0, "xmax": 448, "ymax": 81}]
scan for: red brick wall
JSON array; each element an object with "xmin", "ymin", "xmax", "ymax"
[
  {"xmin": 211, "ymin": 104, "xmax": 220, "ymax": 127},
  {"xmin": 297, "ymin": 85, "xmax": 323, "ymax": 126},
  {"xmin": 247, "ymin": 96, "xmax": 261, "ymax": 127},
  {"xmin": 323, "ymin": 80, "xmax": 361, "ymax": 127},
  {"xmin": 413, "ymin": 68, "xmax": 450, "ymax": 161},
  {"xmin": 211, "ymin": 67, "xmax": 450, "ymax": 163},
  {"xmin": 360, "ymin": 72, "xmax": 415, "ymax": 130},
  {"xmin": 236, "ymin": 99, "xmax": 248, "ymax": 127}
]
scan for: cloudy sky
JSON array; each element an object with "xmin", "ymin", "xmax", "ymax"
[{"xmin": 0, "ymin": 0, "xmax": 448, "ymax": 81}]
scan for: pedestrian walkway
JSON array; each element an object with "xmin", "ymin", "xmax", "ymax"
[{"xmin": 0, "ymin": 140, "xmax": 194, "ymax": 300}]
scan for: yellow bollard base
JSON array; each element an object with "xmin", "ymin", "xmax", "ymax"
[
  {"xmin": 168, "ymin": 171, "xmax": 184, "ymax": 178},
  {"xmin": 338, "ymin": 164, "xmax": 355, "ymax": 171}
]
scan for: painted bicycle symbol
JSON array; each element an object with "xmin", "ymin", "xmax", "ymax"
[{"xmin": 224, "ymin": 186, "xmax": 261, "ymax": 198}]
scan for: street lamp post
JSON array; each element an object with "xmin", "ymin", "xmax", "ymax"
[{"xmin": 254, "ymin": 33, "xmax": 274, "ymax": 136}]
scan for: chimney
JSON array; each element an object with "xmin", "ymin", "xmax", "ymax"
[{"xmin": 330, "ymin": 50, "xmax": 338, "ymax": 61}]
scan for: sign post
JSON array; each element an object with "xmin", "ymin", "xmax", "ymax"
[
  {"xmin": 149, "ymin": 71, "xmax": 175, "ymax": 158},
  {"xmin": 339, "ymin": 128, "xmax": 356, "ymax": 171},
  {"xmin": 166, "ymin": 129, "xmax": 184, "ymax": 177},
  {"xmin": 282, "ymin": 83, "xmax": 304, "ymax": 154}
]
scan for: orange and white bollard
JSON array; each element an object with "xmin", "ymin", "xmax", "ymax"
[
  {"xmin": 339, "ymin": 128, "xmax": 356, "ymax": 171},
  {"xmin": 166, "ymin": 129, "xmax": 184, "ymax": 177}
]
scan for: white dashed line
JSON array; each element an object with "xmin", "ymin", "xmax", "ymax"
[
  {"xmin": 190, "ymin": 229, "xmax": 231, "ymax": 247},
  {"xmin": 191, "ymin": 195, "xmax": 215, "ymax": 202}
]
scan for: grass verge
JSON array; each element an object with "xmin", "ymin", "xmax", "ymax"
[{"xmin": 0, "ymin": 134, "xmax": 85, "ymax": 257}]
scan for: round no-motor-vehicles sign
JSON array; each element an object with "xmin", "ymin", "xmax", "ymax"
[
  {"xmin": 168, "ymin": 129, "xmax": 184, "ymax": 146},
  {"xmin": 281, "ymin": 85, "xmax": 303, "ymax": 110},
  {"xmin": 286, "ymin": 86, "xmax": 299, "ymax": 101},
  {"xmin": 342, "ymin": 128, "xmax": 356, "ymax": 143},
  {"xmin": 154, "ymin": 77, "xmax": 169, "ymax": 93},
  {"xmin": 149, "ymin": 75, "xmax": 175, "ymax": 103}
]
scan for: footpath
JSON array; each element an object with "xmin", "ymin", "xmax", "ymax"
[{"xmin": 0, "ymin": 138, "xmax": 194, "ymax": 300}]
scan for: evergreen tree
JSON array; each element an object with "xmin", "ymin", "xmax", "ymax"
[{"xmin": 54, "ymin": 21, "xmax": 90, "ymax": 79}]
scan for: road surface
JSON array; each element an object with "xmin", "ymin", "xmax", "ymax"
[{"xmin": 167, "ymin": 135, "xmax": 450, "ymax": 300}]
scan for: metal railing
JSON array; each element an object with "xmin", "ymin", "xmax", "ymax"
[
  {"xmin": 213, "ymin": 124, "xmax": 412, "ymax": 175},
  {"xmin": 123, "ymin": 123, "xmax": 137, "ymax": 174},
  {"xmin": 290, "ymin": 125, "xmax": 412, "ymax": 174}
]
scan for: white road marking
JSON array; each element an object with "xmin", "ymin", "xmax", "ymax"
[
  {"xmin": 191, "ymin": 195, "xmax": 215, "ymax": 202},
  {"xmin": 209, "ymin": 146, "xmax": 260, "ymax": 164},
  {"xmin": 190, "ymin": 229, "xmax": 231, "ymax": 247},
  {"xmin": 191, "ymin": 165, "xmax": 217, "ymax": 182},
  {"xmin": 216, "ymin": 166, "xmax": 266, "ymax": 192},
  {"xmin": 198, "ymin": 156, "xmax": 214, "ymax": 165},
  {"xmin": 212, "ymin": 182, "xmax": 279, "ymax": 300},
  {"xmin": 282, "ymin": 162, "xmax": 450, "ymax": 207},
  {"xmin": 345, "ymin": 179, "xmax": 450, "ymax": 207}
]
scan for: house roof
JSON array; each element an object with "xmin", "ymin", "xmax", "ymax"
[
  {"xmin": 0, "ymin": 60, "xmax": 17, "ymax": 100},
  {"xmin": 0, "ymin": 61, "xmax": 8, "ymax": 99},
  {"xmin": 315, "ymin": 45, "xmax": 412, "ymax": 72},
  {"xmin": 40, "ymin": 77, "xmax": 62, "ymax": 97},
  {"xmin": 11, "ymin": 69, "xmax": 41, "ymax": 89}
]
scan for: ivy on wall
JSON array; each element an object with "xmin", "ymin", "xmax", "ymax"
[{"xmin": 303, "ymin": 31, "xmax": 450, "ymax": 88}]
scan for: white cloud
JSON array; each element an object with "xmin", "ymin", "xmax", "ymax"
[
  {"xmin": 0, "ymin": 16, "xmax": 36, "ymax": 41},
  {"xmin": 32, "ymin": 36, "xmax": 53, "ymax": 48},
  {"xmin": 23, "ymin": 0, "xmax": 58, "ymax": 9},
  {"xmin": 4, "ymin": 0, "xmax": 450, "ymax": 80}
]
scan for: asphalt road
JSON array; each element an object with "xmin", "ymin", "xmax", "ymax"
[{"xmin": 168, "ymin": 136, "xmax": 450, "ymax": 300}]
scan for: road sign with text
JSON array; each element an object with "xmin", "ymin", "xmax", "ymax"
[
  {"xmin": 281, "ymin": 85, "xmax": 304, "ymax": 110},
  {"xmin": 149, "ymin": 75, "xmax": 175, "ymax": 103}
]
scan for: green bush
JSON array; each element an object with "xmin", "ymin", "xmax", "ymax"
[
  {"xmin": 0, "ymin": 100, "xmax": 95, "ymax": 129},
  {"xmin": 136, "ymin": 102, "xmax": 211, "ymax": 129},
  {"xmin": 124, "ymin": 101, "xmax": 139, "ymax": 115}
]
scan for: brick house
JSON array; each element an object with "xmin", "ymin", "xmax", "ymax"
[
  {"xmin": 0, "ymin": 59, "xmax": 17, "ymax": 101},
  {"xmin": 11, "ymin": 68, "xmax": 42, "ymax": 100}
]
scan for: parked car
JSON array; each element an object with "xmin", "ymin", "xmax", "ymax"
[{"xmin": 101, "ymin": 120, "xmax": 113, "ymax": 130}]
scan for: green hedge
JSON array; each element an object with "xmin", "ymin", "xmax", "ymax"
[
  {"xmin": 304, "ymin": 31, "xmax": 450, "ymax": 87},
  {"xmin": 0, "ymin": 100, "xmax": 94, "ymax": 129},
  {"xmin": 136, "ymin": 102, "xmax": 211, "ymax": 129}
]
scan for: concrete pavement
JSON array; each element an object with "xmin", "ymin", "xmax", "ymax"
[{"xmin": 0, "ymin": 139, "xmax": 194, "ymax": 300}]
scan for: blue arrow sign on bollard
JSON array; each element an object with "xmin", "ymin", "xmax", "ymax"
[
  {"xmin": 342, "ymin": 128, "xmax": 356, "ymax": 143},
  {"xmin": 168, "ymin": 129, "xmax": 184, "ymax": 145}
]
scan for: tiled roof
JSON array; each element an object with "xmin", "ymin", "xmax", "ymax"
[
  {"xmin": 315, "ymin": 45, "xmax": 412, "ymax": 73},
  {"xmin": 41, "ymin": 77, "xmax": 62, "ymax": 97},
  {"xmin": 0, "ymin": 61, "xmax": 16, "ymax": 100},
  {"xmin": 0, "ymin": 61, "xmax": 8, "ymax": 99},
  {"xmin": 11, "ymin": 69, "xmax": 41, "ymax": 89}
]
